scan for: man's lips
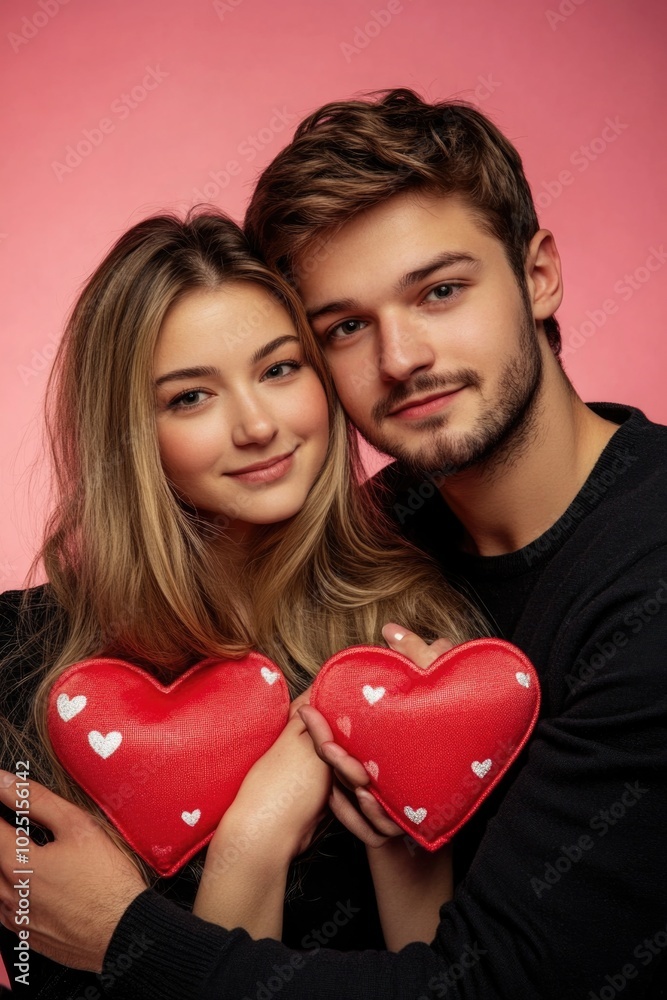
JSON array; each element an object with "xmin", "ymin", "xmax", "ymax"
[
  {"xmin": 226, "ymin": 449, "xmax": 296, "ymax": 483},
  {"xmin": 388, "ymin": 387, "xmax": 466, "ymax": 420}
]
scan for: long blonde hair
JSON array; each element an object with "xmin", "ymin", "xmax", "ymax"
[{"xmin": 2, "ymin": 210, "xmax": 484, "ymax": 872}]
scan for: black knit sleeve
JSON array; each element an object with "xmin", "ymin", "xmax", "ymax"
[{"xmin": 0, "ymin": 587, "xmax": 107, "ymax": 999}]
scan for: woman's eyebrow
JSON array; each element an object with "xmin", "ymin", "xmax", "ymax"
[
  {"xmin": 250, "ymin": 334, "xmax": 300, "ymax": 364},
  {"xmin": 154, "ymin": 365, "xmax": 220, "ymax": 388}
]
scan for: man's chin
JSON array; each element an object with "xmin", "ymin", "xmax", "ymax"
[
  {"xmin": 398, "ymin": 451, "xmax": 478, "ymax": 479},
  {"xmin": 360, "ymin": 428, "xmax": 475, "ymax": 478}
]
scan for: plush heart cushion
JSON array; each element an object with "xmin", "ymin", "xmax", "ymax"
[
  {"xmin": 47, "ymin": 654, "xmax": 289, "ymax": 875},
  {"xmin": 311, "ymin": 638, "xmax": 540, "ymax": 850}
]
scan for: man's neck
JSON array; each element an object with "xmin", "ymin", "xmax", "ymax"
[{"xmin": 439, "ymin": 363, "xmax": 620, "ymax": 557}]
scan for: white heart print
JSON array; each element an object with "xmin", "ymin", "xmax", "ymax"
[
  {"xmin": 88, "ymin": 730, "xmax": 122, "ymax": 759},
  {"xmin": 362, "ymin": 685, "xmax": 385, "ymax": 705},
  {"xmin": 471, "ymin": 759, "xmax": 492, "ymax": 779},
  {"xmin": 181, "ymin": 809, "xmax": 201, "ymax": 827},
  {"xmin": 515, "ymin": 672, "xmax": 531, "ymax": 688},
  {"xmin": 404, "ymin": 806, "xmax": 427, "ymax": 825},
  {"xmin": 336, "ymin": 716, "xmax": 351, "ymax": 737},
  {"xmin": 57, "ymin": 693, "xmax": 87, "ymax": 722},
  {"xmin": 364, "ymin": 760, "xmax": 379, "ymax": 780},
  {"xmin": 260, "ymin": 666, "xmax": 280, "ymax": 686}
]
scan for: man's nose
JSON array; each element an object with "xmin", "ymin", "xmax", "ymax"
[{"xmin": 377, "ymin": 315, "xmax": 436, "ymax": 382}]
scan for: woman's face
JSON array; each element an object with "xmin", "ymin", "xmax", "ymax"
[{"xmin": 154, "ymin": 282, "xmax": 330, "ymax": 537}]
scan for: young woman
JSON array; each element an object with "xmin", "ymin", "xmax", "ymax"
[{"xmin": 0, "ymin": 210, "xmax": 483, "ymax": 996}]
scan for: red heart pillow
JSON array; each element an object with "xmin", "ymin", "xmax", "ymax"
[
  {"xmin": 311, "ymin": 638, "xmax": 540, "ymax": 850},
  {"xmin": 47, "ymin": 653, "xmax": 289, "ymax": 875}
]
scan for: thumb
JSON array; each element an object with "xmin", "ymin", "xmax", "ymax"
[
  {"xmin": 382, "ymin": 623, "xmax": 455, "ymax": 669},
  {"xmin": 289, "ymin": 685, "xmax": 312, "ymax": 719}
]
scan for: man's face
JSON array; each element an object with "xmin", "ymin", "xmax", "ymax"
[{"xmin": 299, "ymin": 191, "xmax": 544, "ymax": 475}]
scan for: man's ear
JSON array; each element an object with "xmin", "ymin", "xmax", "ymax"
[{"xmin": 525, "ymin": 229, "xmax": 563, "ymax": 321}]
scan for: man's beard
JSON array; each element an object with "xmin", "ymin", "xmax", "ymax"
[{"xmin": 360, "ymin": 306, "xmax": 544, "ymax": 477}]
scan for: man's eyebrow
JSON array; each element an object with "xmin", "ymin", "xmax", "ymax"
[
  {"xmin": 306, "ymin": 253, "xmax": 481, "ymax": 323},
  {"xmin": 154, "ymin": 365, "xmax": 220, "ymax": 388},
  {"xmin": 395, "ymin": 252, "xmax": 481, "ymax": 292},
  {"xmin": 306, "ymin": 299, "xmax": 358, "ymax": 323}
]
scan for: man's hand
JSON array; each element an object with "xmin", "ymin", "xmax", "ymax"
[
  {"xmin": 0, "ymin": 770, "xmax": 146, "ymax": 971},
  {"xmin": 299, "ymin": 624, "xmax": 454, "ymax": 845}
]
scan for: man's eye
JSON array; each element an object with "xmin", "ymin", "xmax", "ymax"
[
  {"xmin": 424, "ymin": 283, "xmax": 461, "ymax": 302},
  {"xmin": 328, "ymin": 319, "xmax": 366, "ymax": 340}
]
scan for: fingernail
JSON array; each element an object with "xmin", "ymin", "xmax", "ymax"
[
  {"xmin": 382, "ymin": 624, "xmax": 405, "ymax": 643},
  {"xmin": 0, "ymin": 771, "xmax": 15, "ymax": 787}
]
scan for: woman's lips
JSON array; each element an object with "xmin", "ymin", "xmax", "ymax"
[
  {"xmin": 225, "ymin": 451, "xmax": 295, "ymax": 484},
  {"xmin": 389, "ymin": 387, "xmax": 465, "ymax": 421}
]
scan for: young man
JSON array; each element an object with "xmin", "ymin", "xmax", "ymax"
[{"xmin": 0, "ymin": 90, "xmax": 665, "ymax": 999}]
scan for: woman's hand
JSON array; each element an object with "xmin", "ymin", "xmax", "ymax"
[
  {"xmin": 194, "ymin": 711, "xmax": 331, "ymax": 935},
  {"xmin": 221, "ymin": 710, "xmax": 332, "ymax": 859},
  {"xmin": 288, "ymin": 684, "xmax": 312, "ymax": 718},
  {"xmin": 299, "ymin": 627, "xmax": 457, "ymax": 949},
  {"xmin": 299, "ymin": 624, "xmax": 455, "ymax": 846}
]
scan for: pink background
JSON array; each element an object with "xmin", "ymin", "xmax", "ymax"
[{"xmin": 0, "ymin": 0, "xmax": 665, "ymax": 593}]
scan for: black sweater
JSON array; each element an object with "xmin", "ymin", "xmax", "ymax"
[
  {"xmin": 4, "ymin": 403, "xmax": 667, "ymax": 998},
  {"xmin": 101, "ymin": 404, "xmax": 667, "ymax": 999}
]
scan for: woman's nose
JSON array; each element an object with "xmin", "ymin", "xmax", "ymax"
[{"xmin": 230, "ymin": 395, "xmax": 279, "ymax": 447}]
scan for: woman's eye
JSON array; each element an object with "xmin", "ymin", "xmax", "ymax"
[
  {"xmin": 424, "ymin": 283, "xmax": 461, "ymax": 302},
  {"xmin": 328, "ymin": 319, "xmax": 366, "ymax": 341},
  {"xmin": 169, "ymin": 389, "xmax": 209, "ymax": 409},
  {"xmin": 262, "ymin": 360, "xmax": 303, "ymax": 380}
]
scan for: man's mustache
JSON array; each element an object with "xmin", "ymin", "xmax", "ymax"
[{"xmin": 371, "ymin": 369, "xmax": 482, "ymax": 423}]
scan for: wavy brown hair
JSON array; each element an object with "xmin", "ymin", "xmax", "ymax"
[
  {"xmin": 1, "ymin": 209, "xmax": 484, "ymax": 875},
  {"xmin": 245, "ymin": 87, "xmax": 561, "ymax": 354}
]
